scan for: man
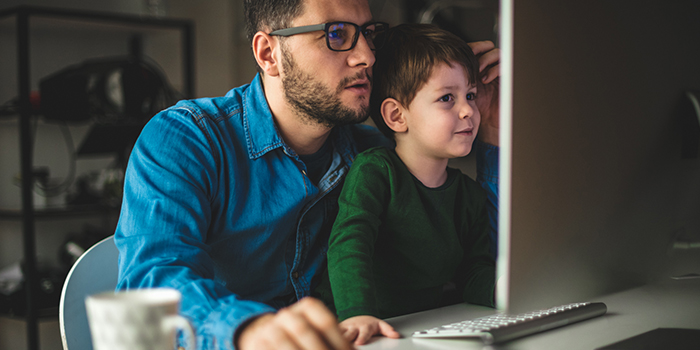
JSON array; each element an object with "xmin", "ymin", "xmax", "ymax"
[{"xmin": 114, "ymin": 0, "xmax": 500, "ymax": 349}]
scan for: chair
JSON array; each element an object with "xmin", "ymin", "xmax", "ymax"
[{"xmin": 59, "ymin": 235, "xmax": 119, "ymax": 350}]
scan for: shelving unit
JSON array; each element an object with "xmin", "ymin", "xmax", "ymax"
[
  {"xmin": 0, "ymin": 205, "xmax": 119, "ymax": 220},
  {"xmin": 0, "ymin": 6, "xmax": 193, "ymax": 350}
]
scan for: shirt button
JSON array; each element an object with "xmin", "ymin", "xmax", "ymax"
[
  {"xmin": 292, "ymin": 271, "xmax": 299, "ymax": 279},
  {"xmin": 302, "ymin": 170, "xmax": 307, "ymax": 176}
]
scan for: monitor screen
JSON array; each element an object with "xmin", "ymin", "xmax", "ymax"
[{"xmin": 497, "ymin": 0, "xmax": 700, "ymax": 313}]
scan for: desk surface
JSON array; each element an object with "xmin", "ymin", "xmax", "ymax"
[{"xmin": 360, "ymin": 279, "xmax": 700, "ymax": 349}]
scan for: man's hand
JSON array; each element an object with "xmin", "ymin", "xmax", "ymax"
[
  {"xmin": 469, "ymin": 41, "xmax": 500, "ymax": 146},
  {"xmin": 236, "ymin": 298, "xmax": 352, "ymax": 350},
  {"xmin": 339, "ymin": 315, "xmax": 400, "ymax": 346},
  {"xmin": 468, "ymin": 41, "xmax": 500, "ymax": 84}
]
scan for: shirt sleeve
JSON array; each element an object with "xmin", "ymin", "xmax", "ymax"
[
  {"xmin": 475, "ymin": 140, "xmax": 500, "ymax": 259},
  {"xmin": 114, "ymin": 108, "xmax": 275, "ymax": 350},
  {"xmin": 326, "ymin": 152, "xmax": 389, "ymax": 321},
  {"xmin": 455, "ymin": 183, "xmax": 496, "ymax": 308}
]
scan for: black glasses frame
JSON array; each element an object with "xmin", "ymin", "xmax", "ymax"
[{"xmin": 269, "ymin": 21, "xmax": 388, "ymax": 52}]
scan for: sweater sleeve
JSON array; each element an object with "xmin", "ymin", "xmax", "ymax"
[
  {"xmin": 327, "ymin": 150, "xmax": 390, "ymax": 321},
  {"xmin": 455, "ymin": 179, "xmax": 496, "ymax": 308}
]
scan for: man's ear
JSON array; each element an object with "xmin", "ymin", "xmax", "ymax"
[
  {"xmin": 381, "ymin": 98, "xmax": 408, "ymax": 133},
  {"xmin": 252, "ymin": 31, "xmax": 280, "ymax": 76}
]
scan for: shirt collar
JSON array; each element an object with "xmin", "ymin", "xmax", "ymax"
[{"xmin": 242, "ymin": 73, "xmax": 285, "ymax": 159}]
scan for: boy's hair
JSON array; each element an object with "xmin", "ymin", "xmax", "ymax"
[{"xmin": 370, "ymin": 23, "xmax": 479, "ymax": 139}]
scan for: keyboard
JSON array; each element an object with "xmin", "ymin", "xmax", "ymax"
[{"xmin": 412, "ymin": 302, "xmax": 607, "ymax": 344}]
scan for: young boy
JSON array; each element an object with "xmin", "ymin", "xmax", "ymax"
[{"xmin": 324, "ymin": 23, "xmax": 496, "ymax": 345}]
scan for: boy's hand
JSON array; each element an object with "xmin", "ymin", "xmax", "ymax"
[
  {"xmin": 338, "ymin": 315, "xmax": 401, "ymax": 346},
  {"xmin": 468, "ymin": 41, "xmax": 500, "ymax": 146}
]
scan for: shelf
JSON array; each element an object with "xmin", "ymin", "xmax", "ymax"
[
  {"xmin": 0, "ymin": 5, "xmax": 193, "ymax": 29},
  {"xmin": 0, "ymin": 5, "xmax": 194, "ymax": 99},
  {"xmin": 0, "ymin": 205, "xmax": 120, "ymax": 219},
  {"xmin": 1, "ymin": 6, "xmax": 193, "ymax": 350},
  {"xmin": 0, "ymin": 306, "xmax": 58, "ymax": 321}
]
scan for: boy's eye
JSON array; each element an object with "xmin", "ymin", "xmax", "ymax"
[
  {"xmin": 466, "ymin": 92, "xmax": 477, "ymax": 101},
  {"xmin": 438, "ymin": 95, "xmax": 454, "ymax": 102}
]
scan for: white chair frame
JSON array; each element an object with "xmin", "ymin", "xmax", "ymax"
[{"xmin": 59, "ymin": 235, "xmax": 119, "ymax": 350}]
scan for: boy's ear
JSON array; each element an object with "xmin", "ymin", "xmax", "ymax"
[
  {"xmin": 381, "ymin": 98, "xmax": 408, "ymax": 133},
  {"xmin": 252, "ymin": 31, "xmax": 280, "ymax": 76}
]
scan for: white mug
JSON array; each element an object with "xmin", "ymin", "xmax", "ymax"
[{"xmin": 85, "ymin": 288, "xmax": 195, "ymax": 350}]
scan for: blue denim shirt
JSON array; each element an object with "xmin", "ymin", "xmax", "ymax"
[
  {"xmin": 115, "ymin": 73, "xmax": 498, "ymax": 350},
  {"xmin": 475, "ymin": 140, "xmax": 499, "ymax": 259}
]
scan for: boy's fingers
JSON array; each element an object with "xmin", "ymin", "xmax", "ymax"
[
  {"xmin": 378, "ymin": 320, "xmax": 401, "ymax": 339},
  {"xmin": 354, "ymin": 326, "xmax": 374, "ymax": 346},
  {"xmin": 336, "ymin": 316, "xmax": 397, "ymax": 346}
]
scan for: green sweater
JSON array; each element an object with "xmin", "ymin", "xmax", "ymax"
[{"xmin": 326, "ymin": 147, "xmax": 495, "ymax": 321}]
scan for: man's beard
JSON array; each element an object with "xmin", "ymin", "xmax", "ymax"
[{"xmin": 281, "ymin": 46, "xmax": 370, "ymax": 128}]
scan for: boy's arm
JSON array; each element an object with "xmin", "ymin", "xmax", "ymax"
[
  {"xmin": 327, "ymin": 153, "xmax": 389, "ymax": 321},
  {"xmin": 455, "ymin": 190, "xmax": 496, "ymax": 308}
]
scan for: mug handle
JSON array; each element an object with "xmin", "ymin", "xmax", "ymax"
[{"xmin": 162, "ymin": 315, "xmax": 196, "ymax": 350}]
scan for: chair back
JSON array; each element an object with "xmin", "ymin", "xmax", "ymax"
[{"xmin": 59, "ymin": 235, "xmax": 119, "ymax": 350}]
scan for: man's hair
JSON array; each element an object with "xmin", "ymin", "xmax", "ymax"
[
  {"xmin": 370, "ymin": 23, "xmax": 479, "ymax": 139},
  {"xmin": 244, "ymin": 0, "xmax": 304, "ymax": 44},
  {"xmin": 244, "ymin": 0, "xmax": 305, "ymax": 73}
]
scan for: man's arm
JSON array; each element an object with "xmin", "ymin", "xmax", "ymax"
[
  {"xmin": 475, "ymin": 140, "xmax": 499, "ymax": 259},
  {"xmin": 470, "ymin": 41, "xmax": 500, "ymax": 259},
  {"xmin": 117, "ymin": 107, "xmax": 354, "ymax": 350},
  {"xmin": 115, "ymin": 108, "xmax": 281, "ymax": 349},
  {"xmin": 469, "ymin": 40, "xmax": 500, "ymax": 147}
]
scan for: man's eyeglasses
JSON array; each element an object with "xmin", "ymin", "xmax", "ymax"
[{"xmin": 270, "ymin": 21, "xmax": 388, "ymax": 52}]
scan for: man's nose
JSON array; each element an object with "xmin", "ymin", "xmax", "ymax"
[{"xmin": 347, "ymin": 34, "xmax": 376, "ymax": 68}]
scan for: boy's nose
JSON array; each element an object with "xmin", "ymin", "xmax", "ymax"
[{"xmin": 460, "ymin": 101, "xmax": 475, "ymax": 119}]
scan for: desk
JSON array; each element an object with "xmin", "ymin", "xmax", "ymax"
[{"xmin": 360, "ymin": 279, "xmax": 700, "ymax": 349}]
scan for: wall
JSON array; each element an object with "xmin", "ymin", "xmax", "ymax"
[{"xmin": 0, "ymin": 1, "xmax": 248, "ymax": 349}]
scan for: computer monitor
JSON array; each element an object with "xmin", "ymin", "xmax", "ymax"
[{"xmin": 497, "ymin": 0, "xmax": 700, "ymax": 313}]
